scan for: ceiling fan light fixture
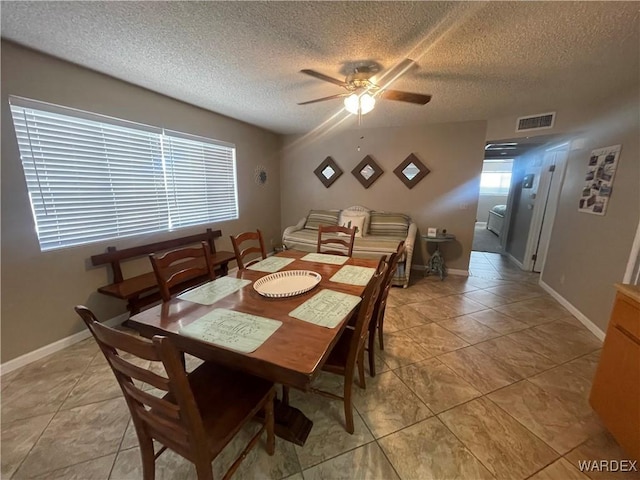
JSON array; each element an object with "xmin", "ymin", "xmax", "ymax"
[
  {"xmin": 344, "ymin": 93, "xmax": 375, "ymax": 115},
  {"xmin": 360, "ymin": 93, "xmax": 375, "ymax": 114},
  {"xmin": 344, "ymin": 93, "xmax": 360, "ymax": 114}
]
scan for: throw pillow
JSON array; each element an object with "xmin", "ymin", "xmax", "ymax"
[
  {"xmin": 369, "ymin": 212, "xmax": 410, "ymax": 236},
  {"xmin": 305, "ymin": 209, "xmax": 340, "ymax": 230},
  {"xmin": 338, "ymin": 214, "xmax": 366, "ymax": 237},
  {"xmin": 338, "ymin": 210, "xmax": 370, "ymax": 237}
]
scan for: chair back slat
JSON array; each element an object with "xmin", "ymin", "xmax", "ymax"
[
  {"xmin": 110, "ymin": 354, "xmax": 170, "ymax": 391},
  {"xmin": 317, "ymin": 225, "xmax": 356, "ymax": 256},
  {"xmin": 150, "ymin": 242, "xmax": 215, "ymax": 301},
  {"xmin": 230, "ymin": 230, "xmax": 267, "ymax": 269},
  {"xmin": 88, "ymin": 317, "xmax": 161, "ymax": 362},
  {"xmin": 122, "ymin": 382, "xmax": 180, "ymax": 420}
]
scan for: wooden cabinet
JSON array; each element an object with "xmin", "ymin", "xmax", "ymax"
[{"xmin": 590, "ymin": 284, "xmax": 640, "ymax": 461}]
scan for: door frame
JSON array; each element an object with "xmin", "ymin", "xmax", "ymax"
[
  {"xmin": 522, "ymin": 144, "xmax": 569, "ymax": 272},
  {"xmin": 499, "ymin": 163, "xmax": 518, "ymax": 254}
]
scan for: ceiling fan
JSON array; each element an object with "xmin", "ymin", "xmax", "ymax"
[{"xmin": 298, "ymin": 59, "xmax": 432, "ymax": 116}]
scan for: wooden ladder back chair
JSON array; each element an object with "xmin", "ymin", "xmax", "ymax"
[
  {"xmin": 75, "ymin": 306, "xmax": 276, "ymax": 480},
  {"xmin": 230, "ymin": 229, "xmax": 267, "ymax": 269},
  {"xmin": 311, "ymin": 257, "xmax": 387, "ymax": 434},
  {"xmin": 368, "ymin": 241, "xmax": 405, "ymax": 376},
  {"xmin": 316, "ymin": 225, "xmax": 356, "ymax": 257},
  {"xmin": 149, "ymin": 241, "xmax": 215, "ymax": 302}
]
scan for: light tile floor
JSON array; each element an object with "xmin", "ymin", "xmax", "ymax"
[{"xmin": 3, "ymin": 252, "xmax": 639, "ymax": 479}]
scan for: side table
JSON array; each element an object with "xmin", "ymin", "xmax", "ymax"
[{"xmin": 422, "ymin": 234, "xmax": 455, "ymax": 280}]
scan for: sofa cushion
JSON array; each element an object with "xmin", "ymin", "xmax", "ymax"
[
  {"xmin": 369, "ymin": 212, "xmax": 410, "ymax": 236},
  {"xmin": 304, "ymin": 209, "xmax": 340, "ymax": 230}
]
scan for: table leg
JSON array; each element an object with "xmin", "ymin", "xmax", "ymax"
[
  {"xmin": 255, "ymin": 388, "xmax": 313, "ymax": 446},
  {"xmin": 425, "ymin": 245, "xmax": 434, "ymax": 277},
  {"xmin": 426, "ymin": 246, "xmax": 447, "ymax": 281},
  {"xmin": 438, "ymin": 252, "xmax": 447, "ymax": 280},
  {"xmin": 273, "ymin": 398, "xmax": 314, "ymax": 446},
  {"xmin": 127, "ymin": 297, "xmax": 141, "ymax": 316}
]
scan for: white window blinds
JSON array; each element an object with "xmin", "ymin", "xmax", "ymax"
[
  {"xmin": 9, "ymin": 97, "xmax": 238, "ymax": 251},
  {"xmin": 479, "ymin": 159, "xmax": 514, "ymax": 196}
]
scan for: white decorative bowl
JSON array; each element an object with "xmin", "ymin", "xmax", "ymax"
[{"xmin": 253, "ymin": 270, "xmax": 322, "ymax": 298}]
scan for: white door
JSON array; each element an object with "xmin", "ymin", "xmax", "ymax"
[{"xmin": 533, "ymin": 149, "xmax": 568, "ymax": 272}]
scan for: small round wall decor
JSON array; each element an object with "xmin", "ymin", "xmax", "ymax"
[{"xmin": 254, "ymin": 165, "xmax": 268, "ymax": 185}]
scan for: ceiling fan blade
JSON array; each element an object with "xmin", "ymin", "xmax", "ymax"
[
  {"xmin": 300, "ymin": 69, "xmax": 348, "ymax": 87},
  {"xmin": 297, "ymin": 93, "xmax": 350, "ymax": 105},
  {"xmin": 380, "ymin": 90, "xmax": 432, "ymax": 105}
]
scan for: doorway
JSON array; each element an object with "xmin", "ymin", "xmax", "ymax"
[
  {"xmin": 472, "ymin": 158, "xmax": 513, "ymax": 254},
  {"xmin": 472, "ymin": 136, "xmax": 568, "ymax": 275}
]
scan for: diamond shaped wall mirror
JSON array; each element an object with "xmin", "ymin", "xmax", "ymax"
[
  {"xmin": 394, "ymin": 153, "xmax": 430, "ymax": 189},
  {"xmin": 314, "ymin": 156, "xmax": 343, "ymax": 188},
  {"xmin": 351, "ymin": 155, "xmax": 383, "ymax": 189}
]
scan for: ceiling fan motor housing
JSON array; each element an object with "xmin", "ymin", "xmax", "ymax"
[{"xmin": 346, "ymin": 66, "xmax": 379, "ymax": 91}]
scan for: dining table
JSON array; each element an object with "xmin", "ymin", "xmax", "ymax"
[{"xmin": 126, "ymin": 249, "xmax": 382, "ymax": 446}]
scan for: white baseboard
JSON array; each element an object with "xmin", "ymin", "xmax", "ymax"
[
  {"xmin": 0, "ymin": 312, "xmax": 129, "ymax": 376},
  {"xmin": 539, "ymin": 279, "xmax": 605, "ymax": 341},
  {"xmin": 448, "ymin": 268, "xmax": 470, "ymax": 277},
  {"xmin": 506, "ymin": 253, "xmax": 524, "ymax": 270}
]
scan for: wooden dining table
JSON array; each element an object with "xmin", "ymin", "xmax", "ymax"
[{"xmin": 126, "ymin": 249, "xmax": 381, "ymax": 446}]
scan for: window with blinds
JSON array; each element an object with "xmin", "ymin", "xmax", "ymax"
[
  {"xmin": 479, "ymin": 159, "xmax": 514, "ymax": 196},
  {"xmin": 9, "ymin": 96, "xmax": 238, "ymax": 251}
]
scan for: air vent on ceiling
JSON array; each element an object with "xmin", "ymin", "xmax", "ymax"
[{"xmin": 516, "ymin": 112, "xmax": 555, "ymax": 132}]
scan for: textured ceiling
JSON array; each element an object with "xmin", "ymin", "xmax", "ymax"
[{"xmin": 1, "ymin": 1, "xmax": 638, "ymax": 135}]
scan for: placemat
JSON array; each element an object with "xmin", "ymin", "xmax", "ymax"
[
  {"xmin": 289, "ymin": 289, "xmax": 362, "ymax": 328},
  {"xmin": 301, "ymin": 253, "xmax": 349, "ymax": 265},
  {"xmin": 180, "ymin": 309, "xmax": 281, "ymax": 353},
  {"xmin": 330, "ymin": 265, "xmax": 376, "ymax": 286},
  {"xmin": 247, "ymin": 256, "xmax": 295, "ymax": 273},
  {"xmin": 178, "ymin": 277, "xmax": 251, "ymax": 305}
]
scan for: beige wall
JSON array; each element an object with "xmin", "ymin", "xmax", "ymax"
[
  {"xmin": 541, "ymin": 89, "xmax": 640, "ymax": 331},
  {"xmin": 487, "ymin": 87, "xmax": 640, "ymax": 331},
  {"xmin": 1, "ymin": 42, "xmax": 282, "ymax": 362},
  {"xmin": 280, "ymin": 121, "xmax": 488, "ymax": 271}
]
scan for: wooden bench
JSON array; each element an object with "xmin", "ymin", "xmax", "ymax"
[{"xmin": 91, "ymin": 228, "xmax": 236, "ymax": 315}]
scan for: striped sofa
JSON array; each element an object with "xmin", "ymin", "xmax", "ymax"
[{"xmin": 282, "ymin": 206, "xmax": 417, "ymax": 288}]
